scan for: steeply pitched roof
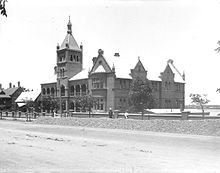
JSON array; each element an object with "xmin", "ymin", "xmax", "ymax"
[
  {"xmin": 59, "ymin": 18, "xmax": 81, "ymax": 51},
  {"xmin": 4, "ymin": 87, "xmax": 20, "ymax": 96},
  {"xmin": 93, "ymin": 65, "xmax": 106, "ymax": 73},
  {"xmin": 167, "ymin": 59, "xmax": 185, "ymax": 83},
  {"xmin": 70, "ymin": 68, "xmax": 88, "ymax": 81},
  {"xmin": 0, "ymin": 90, "xmax": 10, "ymax": 98},
  {"xmin": 15, "ymin": 90, "xmax": 40, "ymax": 103},
  {"xmin": 60, "ymin": 33, "xmax": 81, "ymax": 51}
]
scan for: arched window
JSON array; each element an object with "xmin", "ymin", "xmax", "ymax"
[
  {"xmin": 61, "ymin": 85, "xmax": 65, "ymax": 96},
  {"xmin": 76, "ymin": 85, "xmax": 80, "ymax": 96},
  {"xmin": 81, "ymin": 84, "xmax": 86, "ymax": 95},
  {"xmin": 51, "ymin": 87, "xmax": 55, "ymax": 96},
  {"xmin": 47, "ymin": 88, "xmax": 50, "ymax": 95},
  {"xmin": 60, "ymin": 69, "xmax": 62, "ymax": 77},
  {"xmin": 70, "ymin": 101, "xmax": 75, "ymax": 110},
  {"xmin": 70, "ymin": 86, "xmax": 74, "ymax": 96},
  {"xmin": 42, "ymin": 88, "xmax": 46, "ymax": 95},
  {"xmin": 62, "ymin": 69, "xmax": 65, "ymax": 77}
]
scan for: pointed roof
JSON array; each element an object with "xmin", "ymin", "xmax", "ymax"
[
  {"xmin": 70, "ymin": 68, "xmax": 88, "ymax": 80},
  {"xmin": 167, "ymin": 59, "xmax": 185, "ymax": 83},
  {"xmin": 4, "ymin": 87, "xmax": 20, "ymax": 96},
  {"xmin": 93, "ymin": 65, "xmax": 106, "ymax": 73},
  {"xmin": 133, "ymin": 57, "xmax": 147, "ymax": 72},
  {"xmin": 59, "ymin": 18, "xmax": 81, "ymax": 51},
  {"xmin": 90, "ymin": 49, "xmax": 112, "ymax": 74}
]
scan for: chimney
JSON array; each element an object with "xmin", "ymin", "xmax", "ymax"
[
  {"xmin": 0, "ymin": 84, "xmax": 2, "ymax": 90},
  {"xmin": 9, "ymin": 82, "xmax": 12, "ymax": 88},
  {"xmin": 182, "ymin": 71, "xmax": 185, "ymax": 81},
  {"xmin": 56, "ymin": 43, "xmax": 60, "ymax": 50},
  {"xmin": 80, "ymin": 43, "xmax": 83, "ymax": 50},
  {"xmin": 114, "ymin": 53, "xmax": 120, "ymax": 57},
  {"xmin": 13, "ymin": 85, "xmax": 15, "ymax": 88},
  {"xmin": 18, "ymin": 81, "xmax": 20, "ymax": 87}
]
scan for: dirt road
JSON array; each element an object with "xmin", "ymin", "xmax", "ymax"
[{"xmin": 0, "ymin": 120, "xmax": 220, "ymax": 172}]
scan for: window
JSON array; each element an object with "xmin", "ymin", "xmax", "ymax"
[
  {"xmin": 120, "ymin": 80, "xmax": 127, "ymax": 89},
  {"xmin": 61, "ymin": 85, "xmax": 65, "ymax": 96},
  {"xmin": 92, "ymin": 78, "xmax": 104, "ymax": 89},
  {"xmin": 152, "ymin": 82, "xmax": 158, "ymax": 91},
  {"xmin": 51, "ymin": 87, "xmax": 55, "ymax": 95},
  {"xmin": 47, "ymin": 88, "xmax": 50, "ymax": 95},
  {"xmin": 70, "ymin": 55, "xmax": 73, "ymax": 61},
  {"xmin": 81, "ymin": 84, "xmax": 87, "ymax": 95},
  {"xmin": 42, "ymin": 88, "xmax": 46, "ymax": 95},
  {"xmin": 176, "ymin": 84, "xmax": 181, "ymax": 92},
  {"xmin": 76, "ymin": 85, "xmax": 80, "ymax": 96},
  {"xmin": 70, "ymin": 86, "xmax": 74, "ymax": 96},
  {"xmin": 94, "ymin": 98, "xmax": 104, "ymax": 111}
]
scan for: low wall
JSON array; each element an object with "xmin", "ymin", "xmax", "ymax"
[{"xmin": 1, "ymin": 111, "xmax": 220, "ymax": 121}]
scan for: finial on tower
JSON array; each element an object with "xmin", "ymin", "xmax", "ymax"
[
  {"xmin": 98, "ymin": 49, "xmax": 104, "ymax": 57},
  {"xmin": 138, "ymin": 56, "xmax": 140, "ymax": 61},
  {"xmin": 67, "ymin": 16, "xmax": 72, "ymax": 34}
]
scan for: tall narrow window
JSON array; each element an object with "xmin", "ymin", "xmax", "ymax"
[{"xmin": 61, "ymin": 85, "xmax": 65, "ymax": 96}]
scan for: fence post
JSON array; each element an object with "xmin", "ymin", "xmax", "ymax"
[{"xmin": 181, "ymin": 111, "xmax": 190, "ymax": 120}]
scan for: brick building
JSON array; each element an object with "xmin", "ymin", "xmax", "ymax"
[
  {"xmin": 41, "ymin": 18, "xmax": 185, "ymax": 113},
  {"xmin": 0, "ymin": 82, "xmax": 23, "ymax": 110}
]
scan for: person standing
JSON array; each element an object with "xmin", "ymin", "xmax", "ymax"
[
  {"xmin": 109, "ymin": 108, "xmax": 113, "ymax": 118},
  {"xmin": 124, "ymin": 111, "xmax": 128, "ymax": 119}
]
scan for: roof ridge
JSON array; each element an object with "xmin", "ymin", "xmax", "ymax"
[{"xmin": 169, "ymin": 62, "xmax": 183, "ymax": 79}]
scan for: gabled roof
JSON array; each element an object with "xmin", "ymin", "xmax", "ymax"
[
  {"xmin": 0, "ymin": 90, "xmax": 11, "ymax": 98},
  {"xmin": 60, "ymin": 33, "xmax": 81, "ymax": 51},
  {"xmin": 167, "ymin": 59, "xmax": 185, "ymax": 83},
  {"xmin": 15, "ymin": 90, "xmax": 40, "ymax": 107},
  {"xmin": 4, "ymin": 87, "xmax": 20, "ymax": 96},
  {"xmin": 94, "ymin": 65, "xmax": 106, "ymax": 73},
  {"xmin": 41, "ymin": 74, "xmax": 57, "ymax": 85},
  {"xmin": 133, "ymin": 58, "xmax": 146, "ymax": 72},
  {"xmin": 96, "ymin": 51, "xmax": 132, "ymax": 79},
  {"xmin": 70, "ymin": 68, "xmax": 88, "ymax": 81},
  {"xmin": 15, "ymin": 90, "xmax": 40, "ymax": 103},
  {"xmin": 90, "ymin": 49, "xmax": 112, "ymax": 74}
]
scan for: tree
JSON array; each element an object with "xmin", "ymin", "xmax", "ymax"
[
  {"xmin": 129, "ymin": 77, "xmax": 155, "ymax": 119},
  {"xmin": 189, "ymin": 93, "xmax": 210, "ymax": 117},
  {"xmin": 40, "ymin": 96, "xmax": 58, "ymax": 113},
  {"xmin": 75, "ymin": 95, "xmax": 97, "ymax": 117},
  {"xmin": 0, "ymin": 0, "xmax": 7, "ymax": 17},
  {"xmin": 215, "ymin": 40, "xmax": 220, "ymax": 53}
]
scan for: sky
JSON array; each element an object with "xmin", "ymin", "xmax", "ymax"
[{"xmin": 1, "ymin": 0, "xmax": 220, "ymax": 104}]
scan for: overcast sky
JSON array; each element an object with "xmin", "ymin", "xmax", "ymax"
[{"xmin": 1, "ymin": 0, "xmax": 220, "ymax": 104}]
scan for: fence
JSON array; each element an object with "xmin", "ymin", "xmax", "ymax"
[{"xmin": 0, "ymin": 110, "xmax": 220, "ymax": 121}]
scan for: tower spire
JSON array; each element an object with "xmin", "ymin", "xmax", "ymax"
[{"xmin": 67, "ymin": 16, "xmax": 72, "ymax": 34}]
